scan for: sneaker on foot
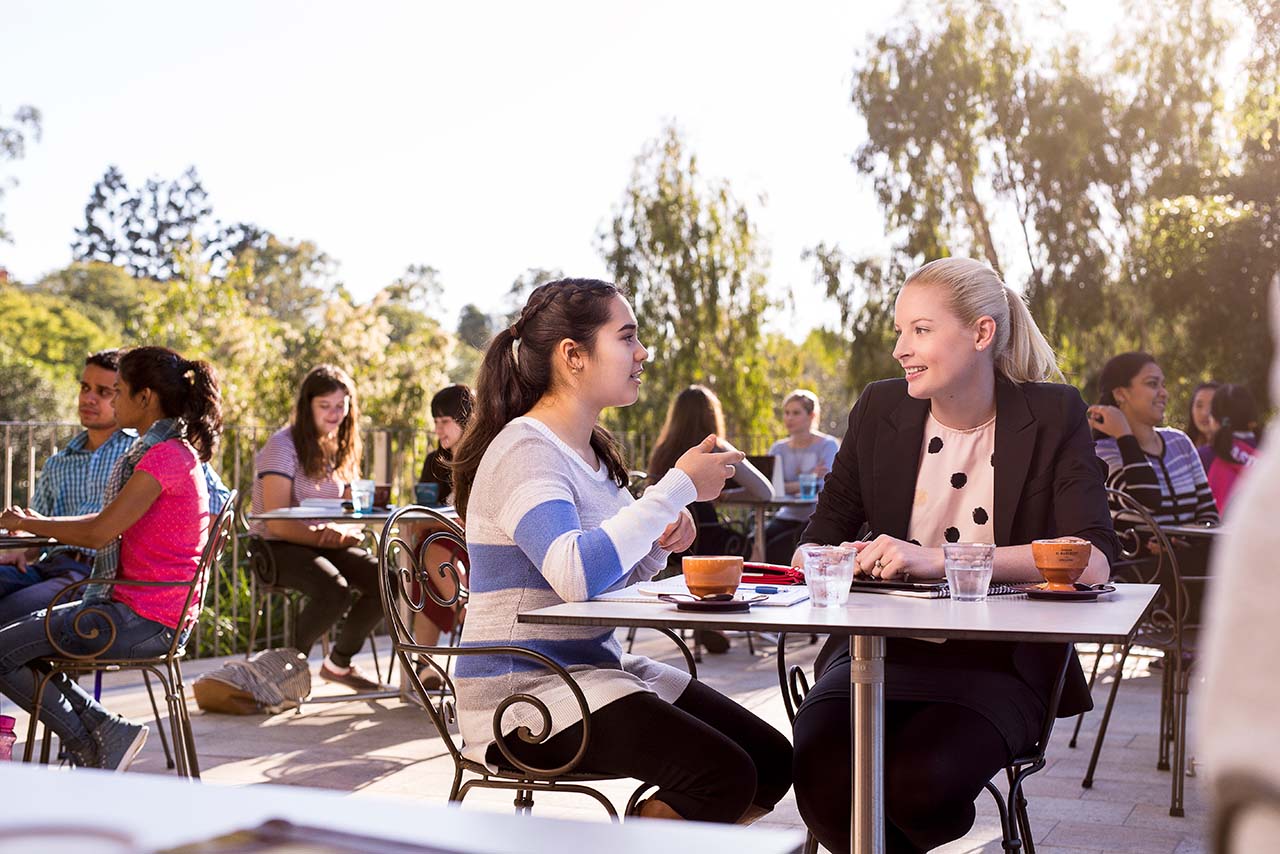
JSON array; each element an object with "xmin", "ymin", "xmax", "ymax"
[
  {"xmin": 319, "ymin": 660, "xmax": 391, "ymax": 693},
  {"xmin": 92, "ymin": 716, "xmax": 148, "ymax": 772}
]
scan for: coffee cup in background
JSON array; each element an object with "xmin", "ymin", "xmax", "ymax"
[
  {"xmin": 1031, "ymin": 537, "xmax": 1093, "ymax": 590},
  {"xmin": 682, "ymin": 555, "xmax": 744, "ymax": 598}
]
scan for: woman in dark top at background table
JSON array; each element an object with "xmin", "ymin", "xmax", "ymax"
[
  {"xmin": 790, "ymin": 258, "xmax": 1118, "ymax": 853},
  {"xmin": 418, "ymin": 384, "xmax": 473, "ymax": 506}
]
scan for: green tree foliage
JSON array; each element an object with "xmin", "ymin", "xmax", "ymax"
[
  {"xmin": 456, "ymin": 304, "xmax": 494, "ymax": 350},
  {"xmin": 212, "ymin": 223, "xmax": 335, "ymax": 324},
  {"xmin": 0, "ymin": 104, "xmax": 41, "ymax": 243},
  {"xmin": 72, "ymin": 166, "xmax": 217, "ymax": 281},
  {"xmin": 824, "ymin": 0, "xmax": 1279, "ymax": 415},
  {"xmin": 600, "ymin": 126, "xmax": 775, "ymax": 447}
]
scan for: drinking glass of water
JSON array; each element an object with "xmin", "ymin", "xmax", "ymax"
[
  {"xmin": 351, "ymin": 479, "xmax": 376, "ymax": 513},
  {"xmin": 802, "ymin": 545, "xmax": 856, "ymax": 607},
  {"xmin": 797, "ymin": 472, "xmax": 819, "ymax": 500},
  {"xmin": 943, "ymin": 543, "xmax": 995, "ymax": 602}
]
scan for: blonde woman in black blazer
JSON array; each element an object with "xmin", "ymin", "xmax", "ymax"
[{"xmin": 791, "ymin": 259, "xmax": 1119, "ymax": 854}]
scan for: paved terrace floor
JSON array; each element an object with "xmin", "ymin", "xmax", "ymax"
[{"xmin": 10, "ymin": 633, "xmax": 1206, "ymax": 854}]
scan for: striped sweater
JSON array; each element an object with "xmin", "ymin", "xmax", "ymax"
[
  {"xmin": 1095, "ymin": 428, "xmax": 1220, "ymax": 526},
  {"xmin": 456, "ymin": 417, "xmax": 697, "ymax": 768}
]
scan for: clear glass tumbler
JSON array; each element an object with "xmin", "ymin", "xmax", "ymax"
[
  {"xmin": 802, "ymin": 545, "xmax": 857, "ymax": 607},
  {"xmin": 943, "ymin": 542, "xmax": 996, "ymax": 602},
  {"xmin": 351, "ymin": 478, "xmax": 376, "ymax": 513}
]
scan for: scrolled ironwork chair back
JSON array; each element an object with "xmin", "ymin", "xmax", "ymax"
[
  {"xmin": 1105, "ymin": 487, "xmax": 1188, "ymax": 652},
  {"xmin": 43, "ymin": 490, "xmax": 239, "ymax": 662},
  {"xmin": 377, "ymin": 505, "xmax": 602, "ymax": 781}
]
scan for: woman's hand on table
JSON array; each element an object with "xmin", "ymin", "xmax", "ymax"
[
  {"xmin": 853, "ymin": 535, "xmax": 943, "ymax": 579},
  {"xmin": 656, "ymin": 508, "xmax": 696, "ymax": 553},
  {"xmin": 314, "ymin": 524, "xmax": 361, "ymax": 548}
]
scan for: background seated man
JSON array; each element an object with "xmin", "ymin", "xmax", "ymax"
[{"xmin": 0, "ymin": 350, "xmax": 131, "ymax": 627}]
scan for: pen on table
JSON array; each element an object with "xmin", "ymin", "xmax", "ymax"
[{"xmin": 753, "ymin": 585, "xmax": 779, "ymax": 594}]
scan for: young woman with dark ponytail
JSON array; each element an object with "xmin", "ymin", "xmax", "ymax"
[
  {"xmin": 1205, "ymin": 383, "xmax": 1261, "ymax": 513},
  {"xmin": 451, "ymin": 278, "xmax": 793, "ymax": 824},
  {"xmin": 0, "ymin": 346, "xmax": 224, "ymax": 772}
]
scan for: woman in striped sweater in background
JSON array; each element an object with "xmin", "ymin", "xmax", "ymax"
[
  {"xmin": 1089, "ymin": 352, "xmax": 1220, "ymax": 527},
  {"xmin": 448, "ymin": 278, "xmax": 793, "ymax": 824}
]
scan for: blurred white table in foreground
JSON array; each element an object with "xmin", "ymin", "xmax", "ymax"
[{"xmin": 0, "ymin": 764, "xmax": 805, "ymax": 854}]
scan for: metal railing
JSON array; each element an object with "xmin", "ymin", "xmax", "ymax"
[{"xmin": 0, "ymin": 421, "xmax": 776, "ymax": 658}]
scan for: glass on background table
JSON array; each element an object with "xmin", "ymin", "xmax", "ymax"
[{"xmin": 520, "ymin": 583, "xmax": 1160, "ymax": 854}]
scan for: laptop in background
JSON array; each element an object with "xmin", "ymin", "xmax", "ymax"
[{"xmin": 746, "ymin": 454, "xmax": 775, "ymax": 481}]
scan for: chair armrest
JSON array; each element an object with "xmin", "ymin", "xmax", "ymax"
[{"xmin": 45, "ymin": 578, "xmax": 192, "ymax": 665}]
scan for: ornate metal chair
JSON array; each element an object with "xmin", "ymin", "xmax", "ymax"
[
  {"xmin": 377, "ymin": 505, "xmax": 698, "ymax": 819},
  {"xmin": 24, "ymin": 490, "xmax": 238, "ymax": 778},
  {"xmin": 1068, "ymin": 487, "xmax": 1204, "ymax": 817},
  {"xmin": 776, "ymin": 632, "xmax": 1071, "ymax": 854}
]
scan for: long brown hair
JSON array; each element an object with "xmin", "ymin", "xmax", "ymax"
[
  {"xmin": 291, "ymin": 365, "xmax": 362, "ymax": 481},
  {"xmin": 118, "ymin": 346, "xmax": 223, "ymax": 462},
  {"xmin": 647, "ymin": 384, "xmax": 725, "ymax": 482},
  {"xmin": 451, "ymin": 279, "xmax": 629, "ymax": 517}
]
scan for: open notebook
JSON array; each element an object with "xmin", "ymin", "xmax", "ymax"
[{"xmin": 594, "ymin": 575, "xmax": 810, "ymax": 607}]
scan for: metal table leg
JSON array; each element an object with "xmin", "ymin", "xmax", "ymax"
[
  {"xmin": 752, "ymin": 506, "xmax": 767, "ymax": 562},
  {"xmin": 851, "ymin": 634, "xmax": 885, "ymax": 854}
]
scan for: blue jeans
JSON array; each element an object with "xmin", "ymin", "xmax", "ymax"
[
  {"xmin": 0, "ymin": 599, "xmax": 174, "ymax": 753},
  {"xmin": 0, "ymin": 552, "xmax": 90, "ymax": 628}
]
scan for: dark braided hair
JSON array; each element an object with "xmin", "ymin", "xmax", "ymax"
[
  {"xmin": 451, "ymin": 278, "xmax": 630, "ymax": 517},
  {"xmin": 118, "ymin": 346, "xmax": 223, "ymax": 462}
]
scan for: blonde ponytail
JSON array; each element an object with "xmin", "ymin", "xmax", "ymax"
[
  {"xmin": 903, "ymin": 258, "xmax": 1062, "ymax": 384},
  {"xmin": 999, "ymin": 286, "xmax": 1063, "ymax": 383}
]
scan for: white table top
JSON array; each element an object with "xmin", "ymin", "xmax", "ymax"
[
  {"xmin": 717, "ymin": 495, "xmax": 817, "ymax": 508},
  {"xmin": 0, "ymin": 764, "xmax": 804, "ymax": 854},
  {"xmin": 249, "ymin": 506, "xmax": 459, "ymax": 523},
  {"xmin": 520, "ymin": 583, "xmax": 1159, "ymax": 645}
]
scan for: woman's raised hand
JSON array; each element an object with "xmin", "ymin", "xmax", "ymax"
[
  {"xmin": 675, "ymin": 434, "xmax": 747, "ymax": 501},
  {"xmin": 1087, "ymin": 404, "xmax": 1132, "ymax": 438}
]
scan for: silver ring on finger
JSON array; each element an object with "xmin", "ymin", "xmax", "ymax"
[{"xmin": 725, "ymin": 464, "xmax": 736, "ymax": 477}]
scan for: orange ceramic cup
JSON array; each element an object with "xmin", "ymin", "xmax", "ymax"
[
  {"xmin": 1031, "ymin": 537, "xmax": 1093, "ymax": 590},
  {"xmin": 682, "ymin": 555, "xmax": 744, "ymax": 598}
]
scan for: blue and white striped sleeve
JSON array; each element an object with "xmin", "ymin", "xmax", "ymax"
[{"xmin": 496, "ymin": 439, "xmax": 696, "ymax": 602}]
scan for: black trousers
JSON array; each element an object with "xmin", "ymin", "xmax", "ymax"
[
  {"xmin": 793, "ymin": 661, "xmax": 1013, "ymax": 854},
  {"xmin": 488, "ymin": 679, "xmax": 793, "ymax": 824},
  {"xmin": 265, "ymin": 541, "xmax": 382, "ymax": 668}
]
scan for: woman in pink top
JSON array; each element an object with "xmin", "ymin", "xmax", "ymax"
[{"xmin": 0, "ymin": 346, "xmax": 221, "ymax": 773}]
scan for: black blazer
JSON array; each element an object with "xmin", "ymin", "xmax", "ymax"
[{"xmin": 802, "ymin": 377, "xmax": 1119, "ymax": 717}]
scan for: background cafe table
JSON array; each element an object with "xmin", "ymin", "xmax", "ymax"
[
  {"xmin": 715, "ymin": 494, "xmax": 817, "ymax": 561},
  {"xmin": 520, "ymin": 583, "xmax": 1160, "ymax": 854},
  {"xmin": 0, "ymin": 534, "xmax": 58, "ymax": 551},
  {"xmin": 247, "ymin": 504, "xmax": 461, "ymax": 704},
  {"xmin": 0, "ymin": 763, "xmax": 805, "ymax": 854}
]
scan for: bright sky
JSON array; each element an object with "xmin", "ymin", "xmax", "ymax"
[{"xmin": 2, "ymin": 0, "xmax": 1135, "ymax": 340}]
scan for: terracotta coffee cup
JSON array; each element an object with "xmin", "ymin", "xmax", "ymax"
[
  {"xmin": 682, "ymin": 555, "xmax": 744, "ymax": 598},
  {"xmin": 1031, "ymin": 537, "xmax": 1092, "ymax": 591}
]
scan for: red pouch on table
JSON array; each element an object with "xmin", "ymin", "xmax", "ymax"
[{"xmin": 742, "ymin": 562, "xmax": 805, "ymax": 585}]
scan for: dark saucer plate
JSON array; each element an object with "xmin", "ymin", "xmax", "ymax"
[
  {"xmin": 658, "ymin": 593, "xmax": 767, "ymax": 612},
  {"xmin": 1021, "ymin": 583, "xmax": 1116, "ymax": 602}
]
